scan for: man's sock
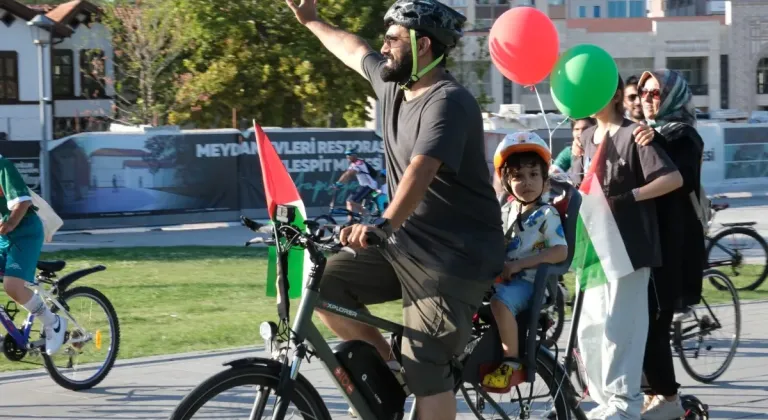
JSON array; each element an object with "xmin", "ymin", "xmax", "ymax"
[{"xmin": 21, "ymin": 293, "xmax": 57, "ymax": 327}]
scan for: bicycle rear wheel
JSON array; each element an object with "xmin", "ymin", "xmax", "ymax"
[
  {"xmin": 706, "ymin": 226, "xmax": 768, "ymax": 291},
  {"xmin": 460, "ymin": 349, "xmax": 572, "ymax": 419},
  {"xmin": 676, "ymin": 269, "xmax": 741, "ymax": 383},
  {"xmin": 544, "ymin": 285, "xmax": 566, "ymax": 347},
  {"xmin": 169, "ymin": 364, "xmax": 332, "ymax": 420},
  {"xmin": 42, "ymin": 286, "xmax": 120, "ymax": 391}
]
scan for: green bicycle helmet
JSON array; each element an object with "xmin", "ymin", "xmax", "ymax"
[{"xmin": 383, "ymin": 0, "xmax": 466, "ymax": 89}]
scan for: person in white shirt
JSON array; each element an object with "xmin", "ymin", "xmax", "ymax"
[{"xmin": 335, "ymin": 146, "xmax": 378, "ymax": 220}]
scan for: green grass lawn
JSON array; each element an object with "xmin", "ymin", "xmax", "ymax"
[{"xmin": 0, "ymin": 246, "xmax": 764, "ymax": 372}]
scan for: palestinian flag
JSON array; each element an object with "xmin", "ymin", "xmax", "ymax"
[
  {"xmin": 570, "ymin": 140, "xmax": 634, "ymax": 291},
  {"xmin": 254, "ymin": 121, "xmax": 311, "ymax": 299}
]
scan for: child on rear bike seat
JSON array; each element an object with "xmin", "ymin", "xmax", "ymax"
[
  {"xmin": 483, "ymin": 132, "xmax": 568, "ymax": 391},
  {"xmin": 0, "ymin": 155, "xmax": 67, "ymax": 356}
]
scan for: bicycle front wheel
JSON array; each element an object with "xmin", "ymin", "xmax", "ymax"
[
  {"xmin": 42, "ymin": 286, "xmax": 120, "ymax": 391},
  {"xmin": 677, "ymin": 269, "xmax": 741, "ymax": 383},
  {"xmin": 170, "ymin": 364, "xmax": 332, "ymax": 420},
  {"xmin": 706, "ymin": 226, "xmax": 768, "ymax": 291}
]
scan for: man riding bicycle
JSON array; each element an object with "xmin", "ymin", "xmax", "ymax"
[
  {"xmin": 334, "ymin": 146, "xmax": 378, "ymax": 220},
  {"xmin": 286, "ymin": 0, "xmax": 505, "ymax": 418}
]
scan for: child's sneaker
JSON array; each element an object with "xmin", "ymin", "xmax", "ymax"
[
  {"xmin": 641, "ymin": 394, "xmax": 685, "ymax": 420},
  {"xmin": 44, "ymin": 315, "xmax": 68, "ymax": 356},
  {"xmin": 481, "ymin": 359, "xmax": 525, "ymax": 391}
]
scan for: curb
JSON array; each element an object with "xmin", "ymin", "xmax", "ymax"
[
  {"xmin": 53, "ymin": 221, "xmax": 255, "ymax": 237},
  {"xmin": 709, "ymin": 192, "xmax": 768, "ymax": 200},
  {"xmin": 0, "ymin": 339, "xmax": 345, "ymax": 383}
]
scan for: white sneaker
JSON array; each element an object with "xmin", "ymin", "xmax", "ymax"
[
  {"xmin": 641, "ymin": 395, "xmax": 685, "ymax": 420},
  {"xmin": 44, "ymin": 315, "xmax": 68, "ymax": 356},
  {"xmin": 586, "ymin": 405, "xmax": 609, "ymax": 420},
  {"xmin": 642, "ymin": 394, "xmax": 656, "ymax": 414}
]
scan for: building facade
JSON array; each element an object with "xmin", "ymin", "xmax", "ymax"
[
  {"xmin": 440, "ymin": 0, "xmax": 768, "ymax": 116},
  {"xmin": 0, "ymin": 0, "xmax": 114, "ymax": 142}
]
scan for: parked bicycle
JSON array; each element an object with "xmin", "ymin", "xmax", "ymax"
[
  {"xmin": 170, "ymin": 205, "xmax": 589, "ymax": 420},
  {"xmin": 705, "ymin": 201, "xmax": 768, "ymax": 291},
  {"xmin": 0, "ymin": 260, "xmax": 120, "ymax": 391},
  {"xmin": 564, "ymin": 268, "xmax": 739, "ymax": 397}
]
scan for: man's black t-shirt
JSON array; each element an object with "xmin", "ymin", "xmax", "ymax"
[{"xmin": 360, "ymin": 51, "xmax": 505, "ymax": 281}]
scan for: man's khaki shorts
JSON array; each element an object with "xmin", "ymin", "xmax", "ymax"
[{"xmin": 319, "ymin": 244, "xmax": 491, "ymax": 397}]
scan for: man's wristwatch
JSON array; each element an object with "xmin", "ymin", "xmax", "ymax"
[{"xmin": 371, "ymin": 217, "xmax": 393, "ymax": 238}]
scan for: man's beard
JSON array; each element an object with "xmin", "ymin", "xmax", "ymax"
[
  {"xmin": 380, "ymin": 52, "xmax": 413, "ymax": 83},
  {"xmin": 630, "ymin": 107, "xmax": 644, "ymax": 121}
]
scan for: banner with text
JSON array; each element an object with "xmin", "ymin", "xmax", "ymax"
[
  {"xmin": 48, "ymin": 128, "xmax": 383, "ymax": 219},
  {"xmin": 0, "ymin": 141, "xmax": 41, "ymax": 195}
]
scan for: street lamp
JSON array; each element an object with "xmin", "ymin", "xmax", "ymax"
[{"xmin": 28, "ymin": 14, "xmax": 55, "ymax": 203}]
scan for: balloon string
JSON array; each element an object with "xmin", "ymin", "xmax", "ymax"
[{"xmin": 532, "ymin": 85, "xmax": 569, "ymax": 156}]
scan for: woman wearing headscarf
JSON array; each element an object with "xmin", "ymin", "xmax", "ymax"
[{"xmin": 636, "ymin": 69, "xmax": 706, "ymax": 420}]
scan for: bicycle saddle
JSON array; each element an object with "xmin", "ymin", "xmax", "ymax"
[{"xmin": 37, "ymin": 260, "xmax": 67, "ymax": 272}]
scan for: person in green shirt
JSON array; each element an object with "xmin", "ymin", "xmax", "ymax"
[
  {"xmin": 550, "ymin": 117, "xmax": 595, "ymax": 175},
  {"xmin": 0, "ymin": 156, "xmax": 67, "ymax": 355}
]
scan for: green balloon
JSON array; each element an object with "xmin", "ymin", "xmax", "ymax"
[{"xmin": 549, "ymin": 44, "xmax": 619, "ymax": 119}]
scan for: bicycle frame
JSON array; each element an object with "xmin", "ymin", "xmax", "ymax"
[
  {"xmin": 267, "ymin": 227, "xmax": 411, "ymax": 420},
  {"xmin": 273, "ymin": 288, "xmax": 407, "ymax": 420},
  {"xmin": 0, "ymin": 283, "xmax": 89, "ymax": 354},
  {"xmin": 0, "ymin": 303, "xmax": 38, "ymax": 350}
]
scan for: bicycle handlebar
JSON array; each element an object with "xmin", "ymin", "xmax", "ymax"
[{"xmin": 240, "ymin": 215, "xmax": 383, "ymax": 259}]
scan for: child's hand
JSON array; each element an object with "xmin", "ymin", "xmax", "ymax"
[{"xmin": 502, "ymin": 261, "xmax": 524, "ymax": 280}]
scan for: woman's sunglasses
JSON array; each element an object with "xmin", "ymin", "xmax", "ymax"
[{"xmin": 641, "ymin": 88, "xmax": 661, "ymax": 100}]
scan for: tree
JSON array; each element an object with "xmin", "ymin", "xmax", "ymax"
[
  {"xmin": 447, "ymin": 34, "xmax": 494, "ymax": 112},
  {"xmin": 85, "ymin": 0, "xmax": 189, "ymax": 126},
  {"xmin": 167, "ymin": 0, "xmax": 391, "ymax": 128}
]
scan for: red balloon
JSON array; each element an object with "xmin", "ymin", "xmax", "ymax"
[{"xmin": 489, "ymin": 7, "xmax": 560, "ymax": 86}]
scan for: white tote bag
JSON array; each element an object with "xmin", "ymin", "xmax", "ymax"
[{"xmin": 29, "ymin": 191, "xmax": 63, "ymax": 243}]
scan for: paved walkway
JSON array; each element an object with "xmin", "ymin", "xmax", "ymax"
[{"xmin": 0, "ymin": 300, "xmax": 765, "ymax": 419}]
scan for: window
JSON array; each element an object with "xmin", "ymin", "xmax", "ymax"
[
  {"xmin": 614, "ymin": 57, "xmax": 654, "ymax": 82},
  {"xmin": 53, "ymin": 49, "xmax": 74, "ymax": 98},
  {"xmin": 503, "ymin": 78, "xmax": 513, "ymax": 104},
  {"xmin": 593, "ymin": 5, "xmax": 601, "ymax": 17},
  {"xmin": 608, "ymin": 0, "xmax": 627, "ymax": 17},
  {"xmin": 667, "ymin": 57, "xmax": 708, "ymax": 94},
  {"xmin": 579, "ymin": 5, "xmax": 586, "ymax": 17},
  {"xmin": 474, "ymin": 18, "xmax": 493, "ymax": 30},
  {"xmin": 0, "ymin": 51, "xmax": 18, "ymax": 102},
  {"xmin": 629, "ymin": 0, "xmax": 645, "ymax": 17},
  {"xmin": 54, "ymin": 116, "xmax": 109, "ymax": 139},
  {"xmin": 80, "ymin": 49, "xmax": 106, "ymax": 98},
  {"xmin": 757, "ymin": 57, "xmax": 768, "ymax": 95}
]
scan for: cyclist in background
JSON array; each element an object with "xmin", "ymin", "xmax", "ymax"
[
  {"xmin": 334, "ymin": 146, "xmax": 379, "ymax": 220},
  {"xmin": 0, "ymin": 155, "xmax": 67, "ymax": 356}
]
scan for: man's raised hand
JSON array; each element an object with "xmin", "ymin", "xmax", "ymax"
[{"xmin": 285, "ymin": 0, "xmax": 319, "ymax": 25}]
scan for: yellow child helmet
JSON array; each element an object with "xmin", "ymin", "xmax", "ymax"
[{"xmin": 492, "ymin": 131, "xmax": 551, "ymax": 178}]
